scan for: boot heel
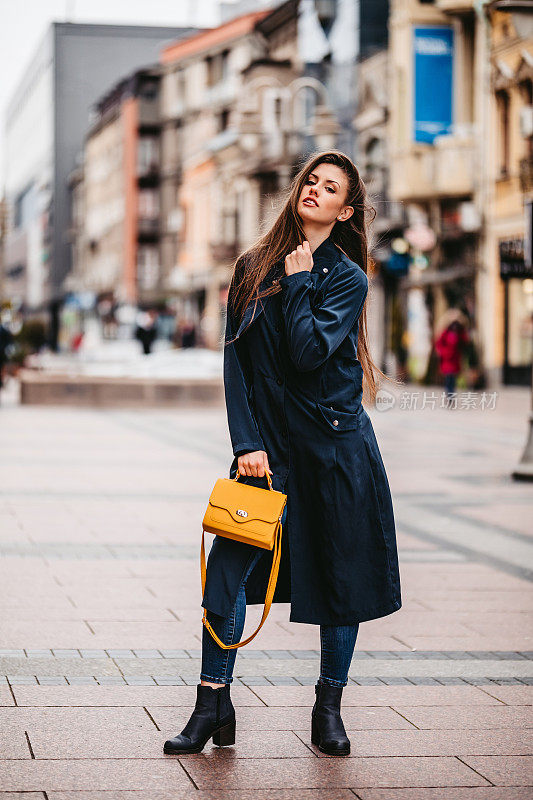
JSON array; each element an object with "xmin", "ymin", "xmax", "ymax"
[
  {"xmin": 311, "ymin": 715, "xmax": 320, "ymax": 747},
  {"xmin": 212, "ymin": 719, "xmax": 236, "ymax": 747}
]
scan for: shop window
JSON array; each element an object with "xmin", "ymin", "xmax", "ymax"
[{"xmin": 507, "ymin": 278, "xmax": 533, "ymax": 370}]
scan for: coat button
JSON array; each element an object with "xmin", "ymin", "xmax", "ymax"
[
  {"xmin": 322, "ymin": 267, "xmax": 328, "ymax": 273},
  {"xmin": 333, "ymin": 419, "xmax": 339, "ymax": 426},
  {"xmin": 274, "ymin": 324, "xmax": 280, "ymax": 332},
  {"xmin": 276, "ymin": 378, "xmax": 283, "ymax": 385}
]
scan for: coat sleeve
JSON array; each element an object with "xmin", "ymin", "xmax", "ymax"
[
  {"xmin": 278, "ymin": 263, "xmax": 368, "ymax": 372},
  {"xmin": 223, "ymin": 293, "xmax": 266, "ymax": 458}
]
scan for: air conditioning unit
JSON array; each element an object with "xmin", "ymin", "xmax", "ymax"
[{"xmin": 519, "ymin": 106, "xmax": 533, "ymax": 138}]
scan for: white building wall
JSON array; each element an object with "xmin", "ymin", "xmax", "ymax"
[{"xmin": 3, "ymin": 30, "xmax": 54, "ymax": 308}]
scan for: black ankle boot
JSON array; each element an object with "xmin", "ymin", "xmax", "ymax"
[
  {"xmin": 311, "ymin": 680, "xmax": 350, "ymax": 756},
  {"xmin": 163, "ymin": 683, "xmax": 236, "ymax": 755}
]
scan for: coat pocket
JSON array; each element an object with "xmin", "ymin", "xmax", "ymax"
[{"xmin": 315, "ymin": 400, "xmax": 362, "ymax": 432}]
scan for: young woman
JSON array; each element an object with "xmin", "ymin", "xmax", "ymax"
[{"xmin": 164, "ymin": 150, "xmax": 402, "ymax": 757}]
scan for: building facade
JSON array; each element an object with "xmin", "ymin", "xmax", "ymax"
[
  {"xmin": 2, "ymin": 22, "xmax": 199, "ymax": 348},
  {"xmin": 159, "ymin": 0, "xmax": 386, "ymax": 349},
  {"xmin": 487, "ymin": 2, "xmax": 533, "ymax": 386},
  {"xmin": 389, "ymin": 0, "xmax": 481, "ymax": 382},
  {"xmin": 388, "ymin": 0, "xmax": 533, "ymax": 388},
  {"xmin": 69, "ymin": 68, "xmax": 164, "ymax": 312},
  {"xmin": 159, "ymin": 10, "xmax": 274, "ymax": 349}
]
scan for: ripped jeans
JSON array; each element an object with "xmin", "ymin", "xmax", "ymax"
[{"xmin": 200, "ymin": 503, "xmax": 359, "ymax": 687}]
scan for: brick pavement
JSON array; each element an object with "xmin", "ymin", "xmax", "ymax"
[{"xmin": 0, "ymin": 382, "xmax": 532, "ymax": 797}]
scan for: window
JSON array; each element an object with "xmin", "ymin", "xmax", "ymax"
[
  {"xmin": 205, "ymin": 49, "xmax": 230, "ymax": 87},
  {"xmin": 137, "ymin": 137, "xmax": 159, "ymax": 176},
  {"xmin": 140, "ymin": 80, "xmax": 158, "ymax": 100},
  {"xmin": 496, "ymin": 89, "xmax": 510, "ymax": 178},
  {"xmin": 366, "ymin": 137, "xmax": 384, "ymax": 170},
  {"xmin": 219, "ymin": 108, "xmax": 230, "ymax": 132},
  {"xmin": 519, "ymin": 78, "xmax": 533, "ymax": 160},
  {"xmin": 137, "ymin": 245, "xmax": 159, "ymax": 290},
  {"xmin": 175, "ymin": 69, "xmax": 186, "ymax": 109},
  {"xmin": 138, "ymin": 189, "xmax": 159, "ymax": 219},
  {"xmin": 294, "ymin": 86, "xmax": 319, "ymax": 132},
  {"xmin": 14, "ymin": 183, "xmax": 36, "ymax": 229}
]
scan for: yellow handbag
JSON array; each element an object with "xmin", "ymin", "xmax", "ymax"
[{"xmin": 201, "ymin": 469, "xmax": 287, "ymax": 649}]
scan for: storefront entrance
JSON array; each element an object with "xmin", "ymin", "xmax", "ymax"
[{"xmin": 500, "ymin": 238, "xmax": 533, "ymax": 386}]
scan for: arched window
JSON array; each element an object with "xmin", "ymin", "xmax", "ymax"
[{"xmin": 294, "ymin": 85, "xmax": 319, "ymax": 132}]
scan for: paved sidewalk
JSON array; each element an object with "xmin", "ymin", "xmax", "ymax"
[{"xmin": 0, "ymin": 383, "xmax": 532, "ymax": 797}]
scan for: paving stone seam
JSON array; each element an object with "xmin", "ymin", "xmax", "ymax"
[
  {"xmin": 396, "ymin": 517, "xmax": 533, "ymax": 584},
  {"xmin": 1, "ymin": 649, "xmax": 531, "ymax": 660},
  {"xmin": 1, "ymin": 674, "xmax": 532, "ymax": 686},
  {"xmin": 454, "ymin": 753, "xmax": 498, "ymax": 787},
  {"xmin": 418, "ymin": 500, "xmax": 533, "ymax": 548},
  {"xmin": 0, "ymin": 544, "xmax": 466, "ymax": 561},
  {"xmin": 3, "ymin": 660, "xmax": 531, "ymax": 680},
  {"xmin": 0, "ymin": 489, "xmax": 209, "ymax": 499},
  {"xmin": 104, "ymin": 409, "xmax": 229, "ymax": 467}
]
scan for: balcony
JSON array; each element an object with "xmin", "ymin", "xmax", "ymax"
[
  {"xmin": 390, "ymin": 135, "xmax": 476, "ymax": 201},
  {"xmin": 203, "ymin": 79, "xmax": 237, "ymax": 109},
  {"xmin": 206, "ymin": 128, "xmax": 239, "ymax": 154},
  {"xmin": 436, "ymin": 0, "xmax": 475, "ymax": 12},
  {"xmin": 236, "ymin": 104, "xmax": 339, "ymax": 173},
  {"xmin": 138, "ymin": 174, "xmax": 160, "ymax": 192},
  {"xmin": 138, "ymin": 97, "xmax": 160, "ymax": 127},
  {"xmin": 137, "ymin": 217, "xmax": 160, "ymax": 238},
  {"xmin": 160, "ymin": 161, "xmax": 183, "ymax": 182},
  {"xmin": 166, "ymin": 99, "xmax": 185, "ymax": 120}
]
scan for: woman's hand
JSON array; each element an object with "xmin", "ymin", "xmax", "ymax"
[
  {"xmin": 237, "ymin": 450, "xmax": 272, "ymax": 478},
  {"xmin": 284, "ymin": 240, "xmax": 313, "ymax": 276}
]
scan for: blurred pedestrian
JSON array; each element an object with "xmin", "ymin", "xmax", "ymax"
[
  {"xmin": 135, "ymin": 309, "xmax": 158, "ymax": 355},
  {"xmin": 434, "ymin": 309, "xmax": 470, "ymax": 397},
  {"xmin": 71, "ymin": 331, "xmax": 84, "ymax": 352},
  {"xmin": 0, "ymin": 312, "xmax": 14, "ymax": 390},
  {"xmin": 180, "ymin": 318, "xmax": 197, "ymax": 348}
]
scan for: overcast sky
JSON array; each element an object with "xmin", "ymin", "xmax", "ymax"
[{"xmin": 0, "ymin": 0, "xmax": 222, "ymax": 190}]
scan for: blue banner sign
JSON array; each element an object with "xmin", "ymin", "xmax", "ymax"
[{"xmin": 413, "ymin": 26, "xmax": 454, "ymax": 144}]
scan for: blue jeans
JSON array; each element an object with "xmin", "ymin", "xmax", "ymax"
[
  {"xmin": 444, "ymin": 372, "xmax": 457, "ymax": 396},
  {"xmin": 200, "ymin": 503, "xmax": 359, "ymax": 687}
]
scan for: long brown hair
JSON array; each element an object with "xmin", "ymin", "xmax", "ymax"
[{"xmin": 225, "ymin": 149, "xmax": 403, "ymax": 405}]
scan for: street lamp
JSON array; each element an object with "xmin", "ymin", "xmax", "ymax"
[{"xmin": 512, "ymin": 199, "xmax": 533, "ymax": 480}]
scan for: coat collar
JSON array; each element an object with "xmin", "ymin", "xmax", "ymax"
[
  {"xmin": 233, "ymin": 234, "xmax": 342, "ymax": 340},
  {"xmin": 309, "ymin": 233, "xmax": 343, "ymax": 273}
]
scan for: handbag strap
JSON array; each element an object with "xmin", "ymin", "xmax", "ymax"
[
  {"xmin": 200, "ymin": 516, "xmax": 283, "ymax": 649},
  {"xmin": 234, "ymin": 468, "xmax": 273, "ymax": 490}
]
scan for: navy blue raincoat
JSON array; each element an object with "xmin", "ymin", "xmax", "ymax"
[{"xmin": 201, "ymin": 233, "xmax": 402, "ymax": 625}]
